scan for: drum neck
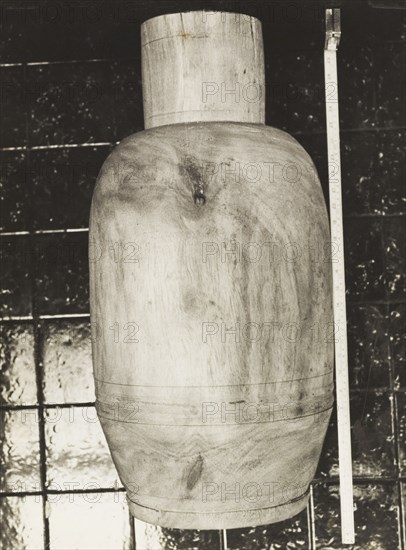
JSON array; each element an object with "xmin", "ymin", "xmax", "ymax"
[{"xmin": 141, "ymin": 11, "xmax": 266, "ymax": 129}]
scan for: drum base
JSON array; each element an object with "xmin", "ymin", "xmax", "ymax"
[{"xmin": 128, "ymin": 489, "xmax": 309, "ymax": 530}]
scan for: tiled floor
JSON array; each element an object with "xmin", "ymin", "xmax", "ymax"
[{"xmin": 0, "ymin": 1, "xmax": 405, "ymax": 549}]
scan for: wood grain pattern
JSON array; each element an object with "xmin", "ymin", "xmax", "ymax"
[
  {"xmin": 89, "ymin": 121, "xmax": 334, "ymax": 528},
  {"xmin": 89, "ymin": 11, "xmax": 333, "ymax": 529},
  {"xmin": 141, "ymin": 12, "xmax": 265, "ymax": 128}
]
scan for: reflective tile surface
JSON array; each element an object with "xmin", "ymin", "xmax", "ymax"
[
  {"xmin": 48, "ymin": 493, "xmax": 131, "ymax": 550},
  {"xmin": 0, "ymin": 323, "xmax": 37, "ymax": 406},
  {"xmin": 41, "ymin": 320, "xmax": 94, "ymax": 404},
  {"xmin": 0, "ymin": 409, "xmax": 41, "ymax": 493},
  {"xmin": 0, "ymin": 495, "xmax": 44, "ymax": 550},
  {"xmin": 133, "ymin": 519, "xmax": 221, "ymax": 550},
  {"xmin": 44, "ymin": 406, "xmax": 119, "ymax": 490}
]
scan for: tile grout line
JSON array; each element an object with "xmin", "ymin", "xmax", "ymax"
[
  {"xmin": 0, "ymin": 142, "xmax": 114, "ymax": 152},
  {"xmin": 1, "ymin": 216, "xmax": 406, "ymax": 239},
  {"xmin": 0, "ymin": 402, "xmax": 96, "ymax": 411},
  {"xmin": 0, "ymin": 57, "xmax": 141, "ymax": 68},
  {"xmin": 129, "ymin": 510, "xmax": 136, "ymax": 550},
  {"xmin": 1, "ymin": 487, "xmax": 126, "ymax": 498},
  {"xmin": 30, "ymin": 175, "xmax": 52, "ymax": 550},
  {"xmin": 0, "ymin": 127, "xmax": 405, "ymax": 153},
  {"xmin": 24, "ymin": 56, "xmax": 51, "ymax": 549},
  {"xmin": 0, "ymin": 313, "xmax": 90, "ymax": 322},
  {"xmin": 400, "ymin": 482, "xmax": 406, "ymax": 550},
  {"xmin": 393, "ymin": 394, "xmax": 406, "ymax": 550}
]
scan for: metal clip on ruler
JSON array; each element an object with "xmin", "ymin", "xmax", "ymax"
[{"xmin": 324, "ymin": 8, "xmax": 355, "ymax": 545}]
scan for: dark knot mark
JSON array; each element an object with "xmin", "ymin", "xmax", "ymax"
[
  {"xmin": 182, "ymin": 156, "xmax": 206, "ymax": 207},
  {"xmin": 186, "ymin": 454, "xmax": 204, "ymax": 490},
  {"xmin": 193, "ymin": 188, "xmax": 206, "ymax": 206}
]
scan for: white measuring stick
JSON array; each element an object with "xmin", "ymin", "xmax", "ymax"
[
  {"xmin": 324, "ymin": 9, "xmax": 355, "ymax": 545},
  {"xmin": 222, "ymin": 529, "xmax": 228, "ymax": 549}
]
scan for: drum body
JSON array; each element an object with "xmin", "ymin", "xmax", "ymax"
[{"xmin": 89, "ymin": 121, "xmax": 334, "ymax": 529}]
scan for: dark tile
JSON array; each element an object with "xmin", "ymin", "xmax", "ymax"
[
  {"xmin": 347, "ymin": 304, "xmax": 391, "ymax": 390},
  {"xmin": 0, "ymin": 323, "xmax": 36, "ymax": 406},
  {"xmin": 382, "ymin": 217, "xmax": 406, "ymax": 301},
  {"xmin": 337, "ymin": 8, "xmax": 406, "ymax": 130},
  {"xmin": 369, "ymin": 6, "xmax": 406, "ymax": 44},
  {"xmin": 390, "ymin": 303, "xmax": 406, "ymax": 390},
  {"xmin": 0, "ymin": 5, "xmax": 31, "ymax": 64},
  {"xmin": 225, "ymin": 508, "xmax": 309, "ymax": 549},
  {"xmin": 55, "ymin": 4, "xmax": 139, "ymax": 62},
  {"xmin": 48, "ymin": 493, "xmax": 130, "ymax": 550},
  {"xmin": 397, "ymin": 393, "xmax": 406, "ymax": 477},
  {"xmin": 0, "ymin": 495, "xmax": 44, "ymax": 550},
  {"xmin": 0, "ymin": 151, "xmax": 30, "ymax": 232},
  {"xmin": 0, "ymin": 1, "xmax": 141, "ymax": 63},
  {"xmin": 0, "ymin": 236, "xmax": 32, "ymax": 318},
  {"xmin": 373, "ymin": 130, "xmax": 405, "ymax": 215},
  {"xmin": 343, "ymin": 217, "xmax": 406, "ymax": 302},
  {"xmin": 28, "ymin": 62, "xmax": 114, "ymax": 146},
  {"xmin": 267, "ymin": 50, "xmax": 325, "ymax": 134},
  {"xmin": 351, "ymin": 391, "xmax": 395, "ymax": 478},
  {"xmin": 44, "ymin": 405, "xmax": 118, "ymax": 490},
  {"xmin": 0, "ymin": 408, "xmax": 41, "ymax": 494},
  {"xmin": 111, "ymin": 59, "xmax": 143, "ymax": 141},
  {"xmin": 316, "ymin": 408, "xmax": 339, "ymax": 481},
  {"xmin": 342, "ymin": 5, "xmax": 405, "ymax": 47},
  {"xmin": 341, "ymin": 130, "xmax": 406, "ymax": 216},
  {"xmin": 296, "ymin": 130, "xmax": 406, "ymax": 218},
  {"xmin": 344, "ymin": 218, "xmax": 386, "ymax": 302},
  {"xmin": 320, "ymin": 389, "xmax": 395, "ymax": 482},
  {"xmin": 314, "ymin": 482, "xmax": 400, "ymax": 549},
  {"xmin": 34, "ymin": 232, "xmax": 89, "ymax": 315},
  {"xmin": 133, "ymin": 520, "xmax": 221, "ymax": 550},
  {"xmin": 0, "ymin": 3, "xmax": 403, "ymax": 65},
  {"xmin": 375, "ymin": 44, "xmax": 406, "ymax": 127},
  {"xmin": 0, "ymin": 66, "xmax": 27, "ymax": 148},
  {"xmin": 294, "ymin": 133, "xmax": 329, "ymax": 205},
  {"xmin": 262, "ymin": 4, "xmax": 324, "ymax": 54},
  {"xmin": 0, "ymin": 4, "xmax": 79, "ymax": 64},
  {"xmin": 41, "ymin": 319, "xmax": 94, "ymax": 404},
  {"xmin": 339, "ymin": 45, "xmax": 376, "ymax": 130},
  {"xmin": 341, "ymin": 131, "xmax": 377, "ymax": 216},
  {"xmin": 31, "ymin": 146, "xmax": 108, "ymax": 230}
]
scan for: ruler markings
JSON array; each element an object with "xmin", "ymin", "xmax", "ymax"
[{"xmin": 324, "ymin": 8, "xmax": 355, "ymax": 545}]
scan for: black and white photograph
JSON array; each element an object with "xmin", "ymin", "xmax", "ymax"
[{"xmin": 0, "ymin": 0, "xmax": 405, "ymax": 549}]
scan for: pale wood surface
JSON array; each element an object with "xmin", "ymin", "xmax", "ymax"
[
  {"xmin": 141, "ymin": 12, "xmax": 265, "ymax": 128},
  {"xmin": 89, "ymin": 121, "xmax": 334, "ymax": 528}
]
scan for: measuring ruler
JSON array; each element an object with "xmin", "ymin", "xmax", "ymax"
[{"xmin": 324, "ymin": 8, "xmax": 355, "ymax": 545}]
